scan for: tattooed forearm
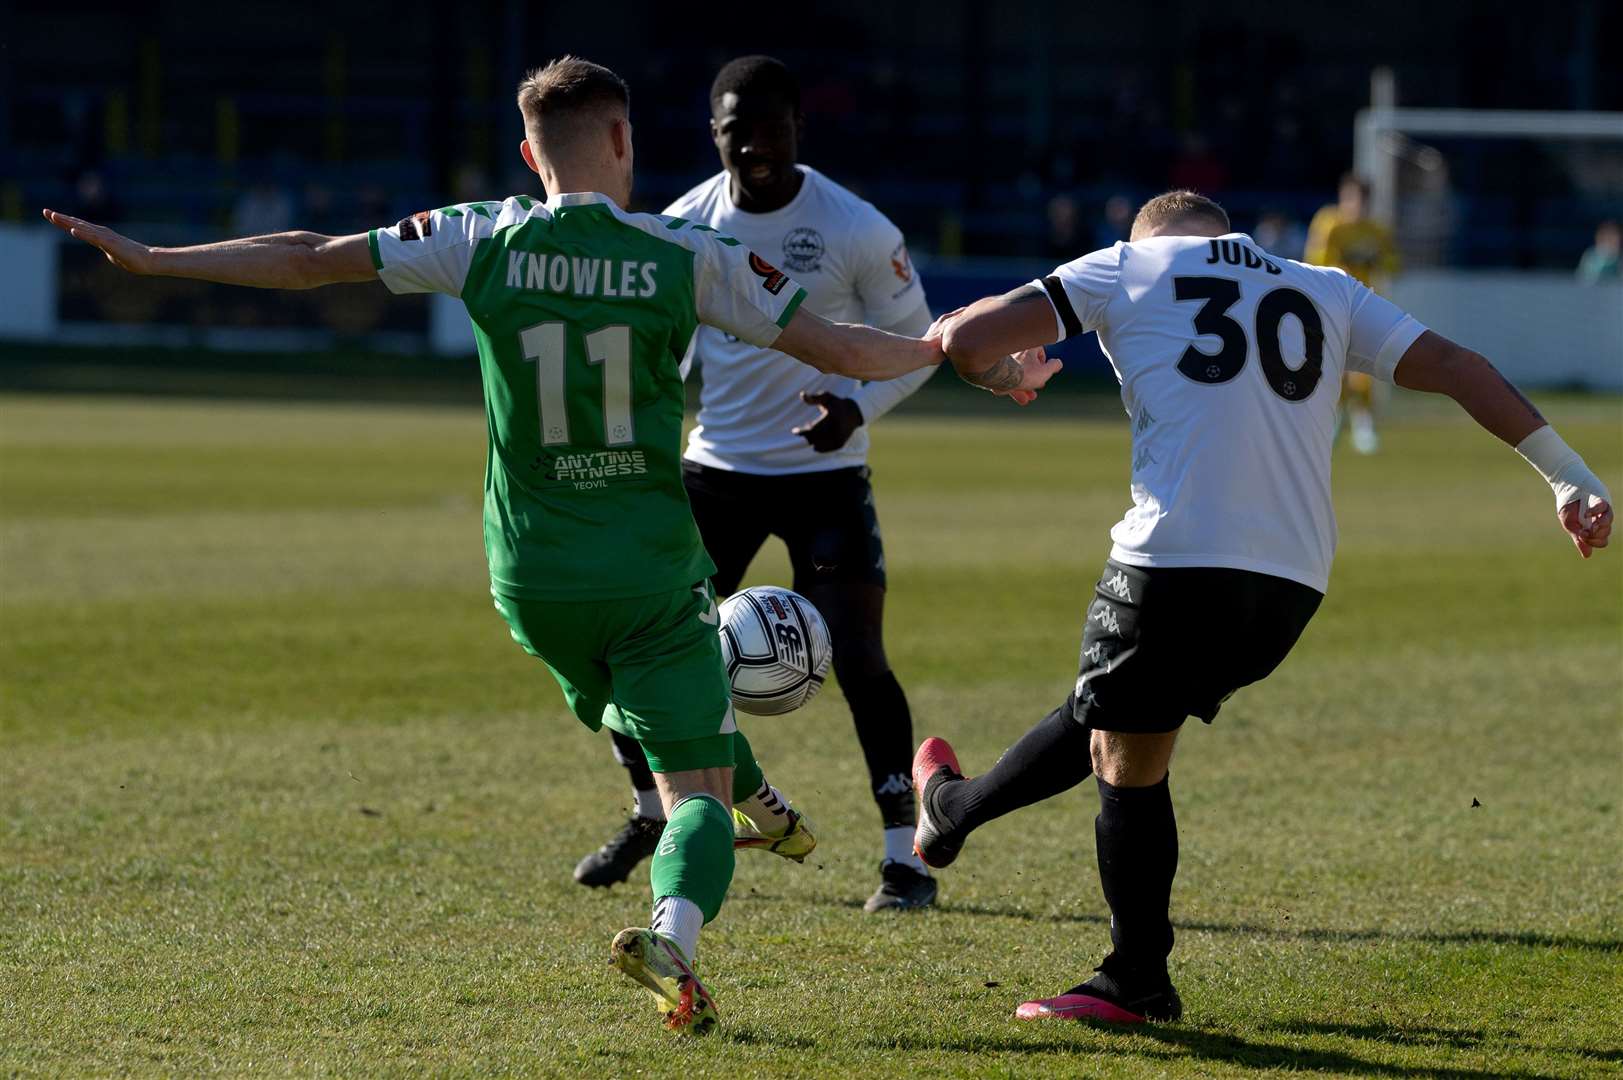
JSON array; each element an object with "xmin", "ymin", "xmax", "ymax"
[{"xmin": 961, "ymin": 354, "xmax": 1023, "ymax": 391}]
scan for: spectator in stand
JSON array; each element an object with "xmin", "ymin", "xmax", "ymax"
[{"xmin": 1577, "ymin": 220, "xmax": 1620, "ymax": 283}]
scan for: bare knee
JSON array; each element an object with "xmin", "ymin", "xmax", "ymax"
[
  {"xmin": 654, "ymin": 767, "xmax": 733, "ymax": 818},
  {"xmin": 1090, "ymin": 728, "xmax": 1180, "ymax": 787}
]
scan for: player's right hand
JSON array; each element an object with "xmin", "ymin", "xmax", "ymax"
[
  {"xmin": 1558, "ymin": 494, "xmax": 1612, "ymax": 559},
  {"xmin": 924, "ymin": 307, "xmax": 967, "ymax": 342},
  {"xmin": 41, "ymin": 209, "xmax": 153, "ymax": 275}
]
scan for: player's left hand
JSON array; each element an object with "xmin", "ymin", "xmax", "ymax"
[
  {"xmin": 1558, "ymin": 494, "xmax": 1612, "ymax": 559},
  {"xmin": 994, "ymin": 347, "xmax": 1063, "ymax": 406},
  {"xmin": 41, "ymin": 209, "xmax": 154, "ymax": 275},
  {"xmin": 793, "ymin": 391, "xmax": 865, "ymax": 452}
]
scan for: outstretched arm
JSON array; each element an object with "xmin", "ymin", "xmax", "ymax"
[
  {"xmin": 42, "ymin": 209, "xmax": 376, "ymax": 290},
  {"xmin": 933, "ymin": 285, "xmax": 1066, "ymax": 403},
  {"xmin": 1394, "ymin": 330, "xmax": 1612, "ymax": 558},
  {"xmin": 773, "ymin": 306, "xmax": 943, "ymax": 382}
]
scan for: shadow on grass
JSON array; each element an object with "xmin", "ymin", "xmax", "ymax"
[
  {"xmin": 1272, "ymin": 1022, "xmax": 1623, "ymax": 1064},
  {"xmin": 721, "ymin": 979, "xmax": 1600, "ymax": 1079},
  {"xmin": 798, "ymin": 894, "xmax": 1623, "ymax": 954},
  {"xmin": 823, "ymin": 1025, "xmax": 1562, "ymax": 1079},
  {"xmin": 1127, "ymin": 1025, "xmax": 1564, "ymax": 1080}
]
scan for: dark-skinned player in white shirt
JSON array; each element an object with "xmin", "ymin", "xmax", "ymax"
[{"xmin": 574, "ymin": 56, "xmax": 943, "ymax": 912}]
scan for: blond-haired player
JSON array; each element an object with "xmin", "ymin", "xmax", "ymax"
[{"xmin": 43, "ymin": 56, "xmax": 1047, "ymax": 1036}]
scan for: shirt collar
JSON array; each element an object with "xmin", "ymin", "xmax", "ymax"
[{"xmin": 545, "ymin": 192, "xmax": 613, "ymax": 210}]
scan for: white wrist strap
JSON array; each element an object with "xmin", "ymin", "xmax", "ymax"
[{"xmin": 1515, "ymin": 425, "xmax": 1611, "ymax": 512}]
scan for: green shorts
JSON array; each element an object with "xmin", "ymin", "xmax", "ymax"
[{"xmin": 492, "ymin": 580, "xmax": 737, "ymax": 773}]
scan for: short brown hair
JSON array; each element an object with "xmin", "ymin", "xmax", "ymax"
[
  {"xmin": 1130, "ymin": 190, "xmax": 1230, "ymax": 240},
  {"xmin": 516, "ymin": 56, "xmax": 629, "ymax": 135}
]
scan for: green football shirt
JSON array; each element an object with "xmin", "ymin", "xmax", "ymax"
[{"xmin": 370, "ymin": 192, "xmax": 807, "ymax": 600}]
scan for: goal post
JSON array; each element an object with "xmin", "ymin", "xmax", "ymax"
[
  {"xmin": 1353, "ymin": 70, "xmax": 1623, "ymax": 267},
  {"xmin": 1350, "ymin": 76, "xmax": 1623, "ymax": 389}
]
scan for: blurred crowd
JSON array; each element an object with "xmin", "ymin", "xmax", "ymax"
[{"xmin": 11, "ymin": 1, "xmax": 1620, "ymax": 270}]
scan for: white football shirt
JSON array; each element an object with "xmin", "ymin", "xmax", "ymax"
[
  {"xmin": 1040, "ymin": 232, "xmax": 1427, "ymax": 593},
  {"xmin": 666, "ymin": 166, "xmax": 934, "ymax": 474}
]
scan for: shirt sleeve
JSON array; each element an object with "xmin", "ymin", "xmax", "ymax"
[
  {"xmin": 368, "ymin": 202, "xmax": 500, "ymax": 297},
  {"xmin": 1033, "ymin": 245, "xmax": 1122, "ymax": 342},
  {"xmin": 851, "ymin": 209, "xmax": 927, "ymax": 328},
  {"xmin": 1344, "ymin": 276, "xmax": 1427, "ymax": 381},
  {"xmin": 685, "ymin": 226, "xmax": 808, "ymax": 348},
  {"xmin": 848, "ymin": 302, "xmax": 934, "ymax": 423}
]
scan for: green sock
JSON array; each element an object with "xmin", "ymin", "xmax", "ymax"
[
  {"xmin": 731, "ymin": 729, "xmax": 764, "ymax": 804},
  {"xmin": 649, "ymin": 793, "xmax": 735, "ymax": 923}
]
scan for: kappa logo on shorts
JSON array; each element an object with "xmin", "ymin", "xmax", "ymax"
[
  {"xmin": 749, "ymin": 252, "xmax": 789, "ymax": 295},
  {"xmin": 1091, "ymin": 604, "xmax": 1122, "ymax": 634},
  {"xmin": 1104, "ymin": 570, "xmax": 1134, "ymax": 602}
]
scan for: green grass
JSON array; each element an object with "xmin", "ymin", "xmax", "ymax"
[{"xmin": 3, "ymin": 390, "xmax": 1620, "ymax": 1078}]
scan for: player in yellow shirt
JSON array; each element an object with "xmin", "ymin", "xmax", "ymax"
[{"xmin": 1305, "ymin": 174, "xmax": 1399, "ymax": 454}]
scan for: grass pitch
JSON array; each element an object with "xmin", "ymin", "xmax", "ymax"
[{"xmin": 2, "ymin": 389, "xmax": 1620, "ymax": 1078}]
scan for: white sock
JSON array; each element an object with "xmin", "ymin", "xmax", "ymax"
[
  {"xmin": 885, "ymin": 826, "xmax": 927, "ymax": 872},
  {"xmin": 650, "ymin": 895, "xmax": 704, "ymax": 963},
  {"xmin": 633, "ymin": 786, "xmax": 665, "ymax": 821},
  {"xmin": 736, "ymin": 781, "xmax": 792, "ymax": 835}
]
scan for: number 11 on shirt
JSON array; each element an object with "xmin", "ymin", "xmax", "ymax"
[{"xmin": 520, "ymin": 322, "xmax": 636, "ymax": 447}]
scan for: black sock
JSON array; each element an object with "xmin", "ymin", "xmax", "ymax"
[
  {"xmin": 609, "ymin": 729, "xmax": 656, "ymax": 799},
  {"xmin": 844, "ymin": 669, "xmax": 916, "ymax": 827},
  {"xmin": 930, "ymin": 702, "xmax": 1093, "ymax": 834},
  {"xmin": 1094, "ymin": 774, "xmax": 1178, "ymax": 979}
]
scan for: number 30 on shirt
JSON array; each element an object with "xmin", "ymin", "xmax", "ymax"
[{"xmin": 518, "ymin": 322, "xmax": 634, "ymax": 447}]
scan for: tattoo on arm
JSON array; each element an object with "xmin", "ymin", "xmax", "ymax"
[{"xmin": 962, "ymin": 354, "xmax": 1023, "ymax": 391}]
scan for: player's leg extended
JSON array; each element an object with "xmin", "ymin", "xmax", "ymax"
[
  {"xmin": 730, "ymin": 727, "xmax": 818, "ymax": 860},
  {"xmin": 600, "ymin": 581, "xmax": 781, "ymax": 1034},
  {"xmin": 577, "ymin": 467, "xmax": 766, "ymax": 887},
  {"xmin": 913, "ymin": 696, "xmax": 1096, "ymax": 868},
  {"xmin": 913, "ymin": 561, "xmax": 1147, "ymax": 867},
  {"xmin": 608, "ymin": 750, "xmax": 735, "ymax": 1036},
  {"xmin": 1012, "ymin": 566, "xmax": 1320, "ymax": 1025},
  {"xmin": 793, "ymin": 467, "xmax": 932, "ymax": 910}
]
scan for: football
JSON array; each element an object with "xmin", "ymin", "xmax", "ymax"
[{"xmin": 717, "ymin": 586, "xmax": 834, "ymax": 715}]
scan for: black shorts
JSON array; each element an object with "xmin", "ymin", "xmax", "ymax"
[
  {"xmin": 1071, "ymin": 559, "xmax": 1323, "ymax": 734},
  {"xmin": 682, "ymin": 461, "xmax": 887, "ymax": 594}
]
